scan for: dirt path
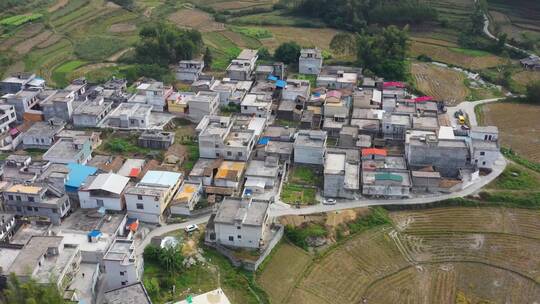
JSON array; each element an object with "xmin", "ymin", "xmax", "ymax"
[
  {"xmin": 48, "ymin": 0, "xmax": 69, "ymax": 12},
  {"xmin": 107, "ymin": 47, "xmax": 134, "ymax": 62}
]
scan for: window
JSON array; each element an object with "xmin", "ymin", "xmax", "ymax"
[
  {"xmin": 8, "ymin": 195, "xmax": 13, "ymax": 200},
  {"xmin": 33, "ymin": 207, "xmax": 38, "ymax": 212},
  {"xmin": 216, "ymin": 153, "xmax": 220, "ymax": 157},
  {"xmin": 16, "ymin": 206, "xmax": 21, "ymax": 212},
  {"xmin": 228, "ymin": 236, "xmax": 234, "ymax": 241},
  {"xmin": 121, "ymin": 281, "xmax": 127, "ymax": 286},
  {"xmin": 227, "ymin": 151, "xmax": 232, "ymax": 156},
  {"xmin": 120, "ymin": 271, "xmax": 125, "ymax": 276},
  {"xmin": 244, "ymin": 106, "xmax": 248, "ymax": 110},
  {"xmin": 237, "ymin": 152, "xmax": 242, "ymax": 157},
  {"xmin": 136, "ymin": 203, "xmax": 144, "ymax": 210},
  {"xmin": 137, "ymin": 195, "xmax": 143, "ymax": 200},
  {"xmin": 96, "ymin": 199, "xmax": 104, "ymax": 207},
  {"xmin": 237, "ymin": 235, "xmax": 242, "ymax": 239},
  {"xmin": 482, "ymin": 161, "xmax": 486, "ymax": 166},
  {"xmin": 52, "ymin": 209, "xmax": 57, "ymax": 214},
  {"xmin": 16, "ymin": 196, "xmax": 21, "ymax": 201},
  {"xmin": 27, "ymin": 206, "xmax": 32, "ymax": 211},
  {"xmin": 237, "ymin": 226, "xmax": 241, "ymax": 230},
  {"xmin": 480, "ymin": 152, "xmax": 485, "ymax": 156},
  {"xmin": 141, "ymin": 120, "xmax": 144, "ymax": 124},
  {"xmin": 28, "ymin": 197, "xmax": 34, "ymax": 202}
]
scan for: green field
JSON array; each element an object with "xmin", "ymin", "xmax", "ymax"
[{"xmin": 0, "ymin": 13, "xmax": 43, "ymax": 26}]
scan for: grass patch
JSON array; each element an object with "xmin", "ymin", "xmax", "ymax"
[
  {"xmin": 344, "ymin": 207, "xmax": 391, "ymax": 235},
  {"xmin": 290, "ymin": 73, "xmax": 316, "ymax": 88},
  {"xmin": 74, "ymin": 36, "xmax": 128, "ymax": 61},
  {"xmin": 501, "ymin": 147, "xmax": 540, "ymax": 173},
  {"xmin": 289, "ymin": 166, "xmax": 322, "ymax": 186},
  {"xmin": 0, "ymin": 14, "xmax": 43, "ymax": 26},
  {"xmin": 273, "ymin": 119, "xmax": 300, "ymax": 128},
  {"xmin": 231, "ymin": 26, "xmax": 272, "ymax": 39},
  {"xmin": 491, "ymin": 164, "xmax": 540, "ymax": 190},
  {"xmin": 285, "ymin": 223, "xmax": 327, "ymax": 250},
  {"xmin": 448, "ymin": 47, "xmax": 491, "ymax": 57},
  {"xmin": 51, "ymin": 60, "xmax": 86, "ymax": 87},
  {"xmin": 281, "ymin": 184, "xmax": 316, "ymax": 205}
]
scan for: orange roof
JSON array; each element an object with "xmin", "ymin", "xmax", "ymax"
[
  {"xmin": 129, "ymin": 168, "xmax": 141, "ymax": 178},
  {"xmin": 361, "ymin": 148, "xmax": 387, "ymax": 157},
  {"xmin": 128, "ymin": 221, "xmax": 139, "ymax": 232}
]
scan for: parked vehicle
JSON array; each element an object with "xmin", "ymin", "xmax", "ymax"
[
  {"xmin": 323, "ymin": 198, "xmax": 337, "ymax": 205},
  {"xmin": 184, "ymin": 224, "xmax": 199, "ymax": 233}
]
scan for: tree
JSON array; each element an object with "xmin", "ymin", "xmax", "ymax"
[
  {"xmin": 526, "ymin": 81, "xmax": 540, "ymax": 104},
  {"xmin": 203, "ymin": 47, "xmax": 213, "ymax": 70},
  {"xmin": 496, "ymin": 33, "xmax": 508, "ymax": 53},
  {"xmin": 159, "ymin": 245, "xmax": 184, "ymax": 273},
  {"xmin": 3, "ymin": 274, "xmax": 65, "ymax": 304},
  {"xmin": 143, "ymin": 244, "xmax": 161, "ymax": 263},
  {"xmin": 257, "ymin": 47, "xmax": 272, "ymax": 61},
  {"xmin": 274, "ymin": 42, "xmax": 301, "ymax": 65},
  {"xmin": 110, "ymin": 0, "xmax": 134, "ymax": 10},
  {"xmin": 134, "ymin": 23, "xmax": 203, "ymax": 67},
  {"xmin": 469, "ymin": 3, "xmax": 485, "ymax": 36}
]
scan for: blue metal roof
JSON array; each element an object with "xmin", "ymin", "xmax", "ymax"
[
  {"xmin": 267, "ymin": 75, "xmax": 278, "ymax": 81},
  {"xmin": 88, "ymin": 230, "xmax": 102, "ymax": 238},
  {"xmin": 258, "ymin": 137, "xmax": 270, "ymax": 145},
  {"xmin": 140, "ymin": 170, "xmax": 182, "ymax": 187},
  {"xmin": 276, "ymin": 80, "xmax": 287, "ymax": 88},
  {"xmin": 65, "ymin": 163, "xmax": 97, "ymax": 189}
]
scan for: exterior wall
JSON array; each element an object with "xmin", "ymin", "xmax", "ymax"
[
  {"xmin": 188, "ymin": 99, "xmax": 219, "ymax": 122},
  {"xmin": 103, "ymin": 259, "xmax": 138, "ymax": 291},
  {"xmin": 227, "ymin": 70, "xmax": 249, "ymax": 81},
  {"xmin": 406, "ymin": 143, "xmax": 469, "ymax": 177},
  {"xmin": 470, "ymin": 130, "xmax": 498, "ymax": 142},
  {"xmin": 293, "ymin": 145, "xmax": 325, "ymax": 165},
  {"xmin": 299, "ymin": 58, "xmax": 323, "ymax": 75},
  {"xmin": 241, "ymin": 105, "xmax": 271, "ymax": 119},
  {"xmin": 214, "ymin": 179, "xmax": 240, "ymax": 189},
  {"xmin": 323, "ymin": 104, "xmax": 348, "ymax": 118},
  {"xmin": 3, "ymin": 193, "xmax": 70, "ymax": 225},
  {"xmin": 78, "ymin": 191, "xmax": 124, "ymax": 211},
  {"xmin": 73, "ymin": 114, "xmax": 101, "ymax": 127},
  {"xmin": 22, "ymin": 134, "xmax": 55, "ymax": 149},
  {"xmin": 362, "ymin": 184, "xmax": 410, "ymax": 197},
  {"xmin": 125, "ymin": 193, "xmax": 164, "ymax": 224},
  {"xmin": 43, "ymin": 101, "xmax": 73, "ymax": 122},
  {"xmin": 215, "ymin": 222, "xmax": 265, "ymax": 249},
  {"xmin": 473, "ymin": 149, "xmax": 499, "ymax": 169}
]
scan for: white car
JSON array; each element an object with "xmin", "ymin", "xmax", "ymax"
[
  {"xmin": 323, "ymin": 198, "xmax": 336, "ymax": 205},
  {"xmin": 184, "ymin": 224, "xmax": 199, "ymax": 233}
]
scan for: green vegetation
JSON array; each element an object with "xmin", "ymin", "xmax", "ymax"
[
  {"xmin": 274, "ymin": 41, "xmax": 301, "ymax": 65},
  {"xmin": 289, "ymin": 166, "xmax": 322, "ymax": 186},
  {"xmin": 526, "ymin": 81, "xmax": 540, "ymax": 104},
  {"xmin": 52, "ymin": 60, "xmax": 86, "ymax": 87},
  {"xmin": 291, "ymin": 73, "xmax": 317, "ymax": 88},
  {"xmin": 345, "ymin": 207, "xmax": 391, "ymax": 235},
  {"xmin": 281, "ymin": 183, "xmax": 317, "ymax": 205},
  {"xmin": 285, "ymin": 223, "xmax": 327, "ymax": 250},
  {"xmin": 231, "ymin": 26, "xmax": 272, "ymax": 39},
  {"xmin": 2, "ymin": 274, "xmax": 66, "ymax": 304},
  {"xmin": 449, "ymin": 47, "xmax": 491, "ymax": 57},
  {"xmin": 75, "ymin": 36, "xmax": 127, "ymax": 61},
  {"xmin": 0, "ymin": 13, "xmax": 42, "ymax": 26},
  {"xmin": 134, "ymin": 23, "xmax": 203, "ymax": 67},
  {"xmin": 501, "ymin": 147, "xmax": 540, "ymax": 173},
  {"xmin": 492, "ymin": 164, "xmax": 540, "ymax": 190}
]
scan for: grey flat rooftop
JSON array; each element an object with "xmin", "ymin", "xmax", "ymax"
[
  {"xmin": 214, "ymin": 198, "xmax": 268, "ymax": 227},
  {"xmin": 103, "ymin": 282, "xmax": 152, "ymax": 304},
  {"xmin": 295, "ymin": 131, "xmax": 327, "ymax": 148},
  {"xmin": 104, "ymin": 239, "xmax": 134, "ymax": 262},
  {"xmin": 0, "ymin": 247, "xmax": 20, "ymax": 275},
  {"xmin": 8, "ymin": 236, "xmax": 64, "ymax": 277},
  {"xmin": 471, "ymin": 126, "xmax": 499, "ymax": 133},
  {"xmin": 74, "ymin": 100, "xmax": 112, "ymax": 115},
  {"xmin": 412, "ymin": 116, "xmax": 439, "ymax": 130},
  {"xmin": 325, "ymin": 153, "xmax": 346, "ymax": 175},
  {"xmin": 237, "ymin": 49, "xmax": 258, "ymax": 61},
  {"xmin": 472, "ymin": 139, "xmax": 499, "ymax": 149},
  {"xmin": 43, "ymin": 138, "xmax": 84, "ymax": 160},
  {"xmin": 69, "ymin": 262, "xmax": 99, "ymax": 304},
  {"xmin": 23, "ymin": 121, "xmax": 64, "ymax": 137},
  {"xmin": 189, "ymin": 158, "xmax": 218, "ymax": 178},
  {"xmin": 265, "ymin": 141, "xmax": 293, "ymax": 154},
  {"xmin": 54, "ymin": 208, "xmax": 125, "ymax": 234},
  {"xmin": 245, "ymin": 160, "xmax": 279, "ymax": 178},
  {"xmin": 11, "ymin": 222, "xmax": 50, "ymax": 245}
]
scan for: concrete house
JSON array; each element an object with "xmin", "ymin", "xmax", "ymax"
[
  {"xmin": 226, "ymin": 49, "xmax": 258, "ymax": 81},
  {"xmin": 293, "ymin": 130, "xmax": 327, "ymax": 165},
  {"xmin": 176, "ymin": 60, "xmax": 204, "ymax": 82},
  {"xmin": 520, "ymin": 55, "xmax": 540, "ymax": 70},
  {"xmin": 0, "ymin": 104, "xmax": 18, "ymax": 150},
  {"xmin": 2, "ymin": 89, "xmax": 41, "ymax": 122},
  {"xmin": 186, "ymin": 91, "xmax": 220, "ymax": 122},
  {"xmin": 209, "ymin": 197, "xmax": 270, "ymax": 249},
  {"xmin": 282, "ymin": 79, "xmax": 310, "ymax": 101},
  {"xmin": 103, "ymin": 283, "xmax": 152, "ymax": 304},
  {"xmin": 211, "ymin": 80, "xmax": 237, "ymax": 105},
  {"xmin": 6, "ymin": 236, "xmax": 81, "ymax": 289},
  {"xmin": 212, "ymin": 161, "xmax": 247, "ymax": 196},
  {"xmin": 382, "ymin": 113, "xmax": 411, "ymax": 140},
  {"xmin": 3, "ymin": 183, "xmax": 71, "ymax": 225},
  {"xmin": 0, "ymin": 212, "xmax": 16, "ymax": 242},
  {"xmin": 138, "ymin": 130, "xmax": 174, "ymax": 149},
  {"xmin": 243, "ymin": 157, "xmax": 280, "ymax": 201},
  {"xmin": 241, "ymin": 94, "xmax": 272, "ymax": 118},
  {"xmin": 128, "ymin": 81, "xmax": 173, "ymax": 112},
  {"xmin": 0, "ymin": 73, "xmax": 44, "ymax": 94},
  {"xmin": 362, "ymin": 171, "xmax": 411, "ymax": 198},
  {"xmin": 41, "ymin": 90, "xmax": 76, "ymax": 122},
  {"xmin": 255, "ymin": 62, "xmax": 285, "ymax": 80},
  {"xmin": 324, "ymin": 149, "xmax": 360, "ymax": 199},
  {"xmin": 167, "ymin": 91, "xmax": 195, "ymax": 116},
  {"xmin": 299, "ymin": 48, "xmax": 323, "ymax": 75},
  {"xmin": 103, "ymin": 238, "xmax": 140, "ymax": 291},
  {"xmin": 72, "ymin": 95, "xmax": 113, "ymax": 127},
  {"xmin": 43, "ymin": 135, "xmax": 93, "ymax": 165},
  {"xmin": 22, "ymin": 119, "xmax": 65, "ymax": 149},
  {"xmin": 79, "ymin": 173, "xmax": 130, "ymax": 211},
  {"xmin": 317, "ymin": 67, "xmax": 359, "ymax": 89},
  {"xmin": 125, "ymin": 170, "xmax": 182, "ymax": 223},
  {"xmin": 470, "ymin": 126, "xmax": 500, "ymax": 170},
  {"xmin": 197, "ymin": 115, "xmax": 264, "ymax": 161},
  {"xmin": 102, "ymin": 103, "xmax": 152, "ymax": 129},
  {"xmin": 170, "ymin": 180, "xmax": 202, "ymax": 216}
]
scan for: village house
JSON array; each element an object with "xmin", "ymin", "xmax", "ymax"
[
  {"xmin": 241, "ymin": 94, "xmax": 272, "ymax": 119},
  {"xmin": 169, "ymin": 180, "xmax": 202, "ymax": 216},
  {"xmin": 469, "ymin": 126, "xmax": 500, "ymax": 170},
  {"xmin": 22, "ymin": 119, "xmax": 65, "ymax": 149},
  {"xmin": 317, "ymin": 66, "xmax": 359, "ymax": 89},
  {"xmin": 255, "ymin": 62, "xmax": 285, "ymax": 81},
  {"xmin": 188, "ymin": 158, "xmax": 221, "ymax": 187},
  {"xmin": 0, "ymin": 212, "xmax": 16, "ymax": 242},
  {"xmin": 42, "ymin": 135, "xmax": 93, "ymax": 165},
  {"xmin": 191, "ymin": 74, "xmax": 216, "ymax": 93},
  {"xmin": 175, "ymin": 60, "xmax": 205, "ymax": 82},
  {"xmin": 210, "ymin": 161, "xmax": 247, "ymax": 197},
  {"xmin": 0, "ymin": 73, "xmax": 44, "ymax": 94},
  {"xmin": 5, "ymin": 236, "xmax": 81, "ymax": 289},
  {"xmin": 3, "ymin": 183, "xmax": 71, "ymax": 225},
  {"xmin": 128, "ymin": 81, "xmax": 173, "ymax": 112},
  {"xmin": 186, "ymin": 91, "xmax": 220, "ymax": 122},
  {"xmin": 103, "ymin": 238, "xmax": 140, "ymax": 291},
  {"xmin": 324, "ymin": 149, "xmax": 360, "ymax": 199},
  {"xmin": 299, "ymin": 48, "xmax": 323, "ymax": 75},
  {"xmin": 103, "ymin": 282, "xmax": 152, "ymax": 304},
  {"xmin": 362, "ymin": 171, "xmax": 411, "ymax": 198},
  {"xmin": 0, "ymin": 155, "xmax": 48, "ymax": 184},
  {"xmin": 226, "ymin": 49, "xmax": 258, "ymax": 81},
  {"xmin": 41, "ymin": 89, "xmax": 76, "ymax": 122},
  {"xmin": 1, "ymin": 89, "xmax": 41, "ymax": 122},
  {"xmin": 78, "ymin": 173, "xmax": 130, "ymax": 211},
  {"xmin": 101, "ymin": 102, "xmax": 152, "ymax": 129},
  {"xmin": 138, "ymin": 130, "xmax": 175, "ymax": 150},
  {"xmin": 72, "ymin": 94, "xmax": 113, "ymax": 128},
  {"xmin": 282, "ymin": 79, "xmax": 311, "ymax": 101},
  {"xmin": 166, "ymin": 91, "xmax": 195, "ymax": 116},
  {"xmin": 243, "ymin": 157, "xmax": 280, "ymax": 201},
  {"xmin": 125, "ymin": 170, "xmax": 182, "ymax": 224},
  {"xmin": 520, "ymin": 55, "xmax": 540, "ymax": 70},
  {"xmin": 0, "ymin": 104, "xmax": 18, "ymax": 150},
  {"xmin": 207, "ymin": 197, "xmax": 270, "ymax": 249},
  {"xmin": 293, "ymin": 130, "xmax": 327, "ymax": 165}
]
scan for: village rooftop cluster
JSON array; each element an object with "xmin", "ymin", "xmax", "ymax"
[{"xmin": 0, "ymin": 47, "xmax": 501, "ymax": 303}]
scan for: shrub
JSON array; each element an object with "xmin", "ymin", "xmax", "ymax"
[{"xmin": 143, "ymin": 245, "xmax": 161, "ymax": 263}]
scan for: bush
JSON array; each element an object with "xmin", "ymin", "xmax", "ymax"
[
  {"xmin": 346, "ymin": 207, "xmax": 391, "ymax": 234},
  {"xmin": 143, "ymin": 245, "xmax": 161, "ymax": 263},
  {"xmin": 75, "ymin": 36, "xmax": 127, "ymax": 61},
  {"xmin": 525, "ymin": 81, "xmax": 540, "ymax": 104},
  {"xmin": 417, "ymin": 54, "xmax": 432, "ymax": 62},
  {"xmin": 285, "ymin": 223, "xmax": 327, "ymax": 249}
]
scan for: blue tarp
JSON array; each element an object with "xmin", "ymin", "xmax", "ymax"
[
  {"xmin": 276, "ymin": 80, "xmax": 287, "ymax": 88},
  {"xmin": 258, "ymin": 137, "xmax": 270, "ymax": 145},
  {"xmin": 65, "ymin": 163, "xmax": 98, "ymax": 189},
  {"xmin": 88, "ymin": 230, "xmax": 102, "ymax": 238},
  {"xmin": 267, "ymin": 75, "xmax": 278, "ymax": 81}
]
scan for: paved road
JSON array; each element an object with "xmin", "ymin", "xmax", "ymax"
[
  {"xmin": 482, "ymin": 7, "xmax": 533, "ymax": 57},
  {"xmin": 269, "ymin": 154, "xmax": 507, "ymax": 217},
  {"xmin": 447, "ymin": 98, "xmax": 505, "ymax": 127}
]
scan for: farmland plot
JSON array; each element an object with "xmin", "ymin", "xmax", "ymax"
[{"xmin": 411, "ymin": 62, "xmax": 469, "ymax": 105}]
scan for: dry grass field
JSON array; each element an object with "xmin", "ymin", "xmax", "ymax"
[
  {"xmin": 512, "ymin": 70, "xmax": 540, "ymax": 92},
  {"xmin": 411, "ymin": 62, "xmax": 469, "ymax": 105},
  {"xmin": 168, "ymin": 8, "xmax": 225, "ymax": 32},
  {"xmin": 482, "ymin": 102, "xmax": 540, "ymax": 162},
  {"xmin": 260, "ymin": 26, "xmax": 340, "ymax": 51},
  {"xmin": 410, "ymin": 40, "xmax": 505, "ymax": 70},
  {"xmin": 259, "ymin": 207, "xmax": 540, "ymax": 304}
]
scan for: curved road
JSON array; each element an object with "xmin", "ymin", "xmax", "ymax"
[{"xmin": 482, "ymin": 6, "xmax": 533, "ymax": 57}]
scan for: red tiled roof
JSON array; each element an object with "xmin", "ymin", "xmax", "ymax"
[{"xmin": 361, "ymin": 148, "xmax": 387, "ymax": 157}]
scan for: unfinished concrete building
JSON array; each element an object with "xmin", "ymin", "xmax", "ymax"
[{"xmin": 324, "ymin": 149, "xmax": 360, "ymax": 199}]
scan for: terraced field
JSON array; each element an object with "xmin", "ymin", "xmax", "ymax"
[
  {"xmin": 411, "ymin": 62, "xmax": 469, "ymax": 105},
  {"xmin": 260, "ymin": 207, "xmax": 540, "ymax": 304},
  {"xmin": 487, "ymin": 0, "xmax": 540, "ymax": 49}
]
